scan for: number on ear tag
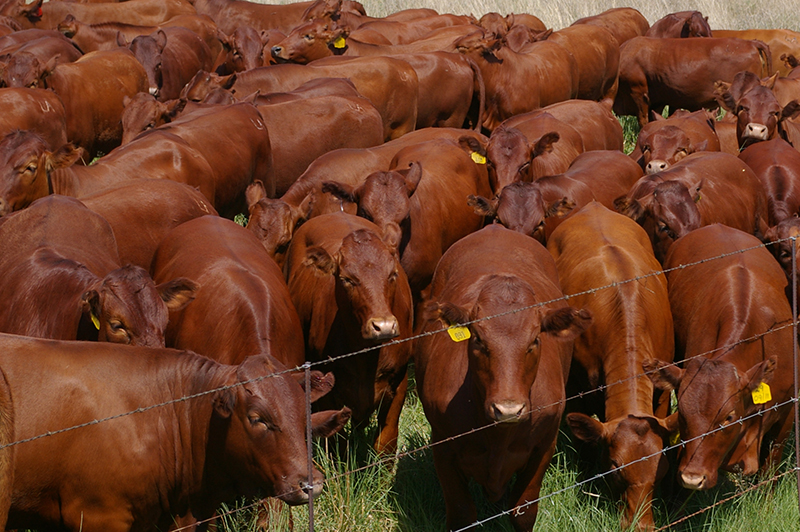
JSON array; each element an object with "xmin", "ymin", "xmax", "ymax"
[
  {"xmin": 447, "ymin": 326, "xmax": 471, "ymax": 342},
  {"xmin": 471, "ymin": 152, "xmax": 487, "ymax": 164},
  {"xmin": 751, "ymin": 382, "xmax": 772, "ymax": 405}
]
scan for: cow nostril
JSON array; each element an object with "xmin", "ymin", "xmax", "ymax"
[{"xmin": 271, "ymin": 46, "xmax": 282, "ymax": 57}]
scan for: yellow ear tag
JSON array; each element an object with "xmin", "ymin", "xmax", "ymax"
[
  {"xmin": 751, "ymin": 382, "xmax": 772, "ymax": 405},
  {"xmin": 447, "ymin": 325, "xmax": 471, "ymax": 342},
  {"xmin": 471, "ymin": 152, "xmax": 487, "ymax": 164},
  {"xmin": 670, "ymin": 431, "xmax": 680, "ymax": 447},
  {"xmin": 333, "ymin": 36, "xmax": 346, "ymax": 49},
  {"xmin": 90, "ymin": 313, "xmax": 100, "ymax": 330}
]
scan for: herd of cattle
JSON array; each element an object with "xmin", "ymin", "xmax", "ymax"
[{"xmin": 0, "ymin": 0, "xmax": 800, "ymax": 531}]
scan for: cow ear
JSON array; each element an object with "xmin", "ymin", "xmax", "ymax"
[
  {"xmin": 467, "ymin": 194, "xmax": 498, "ymax": 217},
  {"xmin": 217, "ymin": 29, "xmax": 232, "ymax": 51},
  {"xmin": 693, "ymin": 139, "xmax": 709, "ymax": 153},
  {"xmin": 154, "ymin": 29, "xmax": 168, "ymax": 52},
  {"xmin": 458, "ymin": 135, "xmax": 487, "ymax": 161},
  {"xmin": 80, "ymin": 289, "xmax": 101, "ymax": 322},
  {"xmin": 743, "ymin": 356, "xmax": 777, "ymax": 394},
  {"xmin": 762, "ymin": 225, "xmax": 779, "ymax": 246},
  {"xmin": 295, "ymin": 192, "xmax": 315, "ymax": 223},
  {"xmin": 116, "ymin": 31, "xmax": 128, "ymax": 48},
  {"xmin": 713, "ymin": 80, "xmax": 736, "ymax": 113},
  {"xmin": 381, "ymin": 221, "xmax": 402, "ymax": 253},
  {"xmin": 656, "ymin": 412, "xmax": 680, "ymax": 436},
  {"xmin": 545, "ymin": 197, "xmax": 575, "ymax": 218},
  {"xmin": 642, "ymin": 358, "xmax": 683, "ymax": 392},
  {"xmin": 781, "ymin": 100, "xmax": 800, "ymax": 121},
  {"xmin": 304, "ymin": 246, "xmax": 337, "ymax": 275},
  {"xmin": 292, "ymin": 370, "xmax": 335, "ymax": 402},
  {"xmin": 761, "ymin": 72, "xmax": 779, "ymax": 90},
  {"xmin": 212, "ymin": 389, "xmax": 235, "ymax": 418},
  {"xmin": 311, "ymin": 407, "xmax": 351, "ymax": 438},
  {"xmin": 45, "ymin": 143, "xmax": 83, "ymax": 172},
  {"xmin": 246, "ymin": 180, "xmax": 268, "ymax": 209},
  {"xmin": 531, "ymin": 131, "xmax": 559, "ymax": 157},
  {"xmin": 166, "ymin": 97, "xmax": 187, "ymax": 119},
  {"xmin": 615, "ymin": 195, "xmax": 648, "ymax": 223},
  {"xmin": 566, "ymin": 412, "xmax": 607, "ymax": 444},
  {"xmin": 650, "ymin": 110, "xmax": 665, "ymax": 121},
  {"xmin": 221, "ymin": 73, "xmax": 236, "ymax": 89},
  {"xmin": 430, "ymin": 300, "xmax": 470, "ymax": 327},
  {"xmin": 321, "ymin": 180, "xmax": 358, "ymax": 205},
  {"xmin": 541, "ymin": 307, "xmax": 592, "ymax": 338},
  {"xmin": 122, "ymin": 95, "xmax": 132, "ymax": 108},
  {"xmin": 400, "ymin": 161, "xmax": 422, "ymax": 196},
  {"xmin": 157, "ymin": 277, "xmax": 199, "ymax": 312}
]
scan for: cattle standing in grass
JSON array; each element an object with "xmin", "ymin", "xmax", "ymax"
[
  {"xmin": 0, "ymin": 334, "xmax": 350, "ymax": 532},
  {"xmin": 414, "ymin": 224, "xmax": 591, "ymax": 532},
  {"xmin": 548, "ymin": 203, "xmax": 675, "ymax": 532},
  {"xmin": 645, "ymin": 224, "xmax": 796, "ymax": 491},
  {"xmin": 631, "ymin": 110, "xmax": 721, "ymax": 174},
  {"xmin": 284, "ymin": 212, "xmax": 413, "ymax": 454}
]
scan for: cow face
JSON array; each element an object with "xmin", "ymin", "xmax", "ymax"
[
  {"xmin": 212, "ymin": 355, "xmax": 350, "ymax": 504},
  {"xmin": 0, "ymin": 51, "xmax": 56, "ymax": 88},
  {"xmin": 431, "ymin": 277, "xmax": 591, "ymax": 423},
  {"xmin": 120, "ymin": 93, "xmax": 185, "ymax": 145},
  {"xmin": 763, "ymin": 218, "xmax": 800, "ymax": 285},
  {"xmin": 485, "ymin": 126, "xmax": 559, "ymax": 192},
  {"xmin": 180, "ymin": 70, "xmax": 236, "ymax": 102},
  {"xmin": 305, "ymin": 229, "xmax": 401, "ymax": 341},
  {"xmin": 0, "ymin": 131, "xmax": 82, "ymax": 217},
  {"xmin": 271, "ymin": 18, "xmax": 346, "ymax": 64},
  {"xmin": 81, "ymin": 265, "xmax": 198, "ymax": 348},
  {"xmin": 128, "ymin": 32, "xmax": 166, "ymax": 98},
  {"xmin": 567, "ymin": 413, "xmax": 676, "ymax": 531},
  {"xmin": 645, "ymin": 356, "xmax": 776, "ymax": 490},
  {"xmin": 219, "ymin": 27, "xmax": 270, "ymax": 72},
  {"xmin": 638, "ymin": 126, "xmax": 705, "ymax": 174},
  {"xmin": 468, "ymin": 182, "xmax": 573, "ymax": 244}
]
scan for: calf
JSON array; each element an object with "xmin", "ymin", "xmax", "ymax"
[{"xmin": 631, "ymin": 110, "xmax": 720, "ymax": 173}]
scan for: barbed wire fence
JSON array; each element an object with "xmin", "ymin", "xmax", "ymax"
[{"xmin": 1, "ymin": 235, "xmax": 799, "ymax": 531}]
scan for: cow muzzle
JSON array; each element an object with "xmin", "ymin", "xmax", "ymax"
[
  {"xmin": 271, "ymin": 46, "xmax": 286, "ymax": 60},
  {"xmin": 363, "ymin": 316, "xmax": 399, "ymax": 341},
  {"xmin": 488, "ymin": 401, "xmax": 526, "ymax": 423},
  {"xmin": 149, "ymin": 86, "xmax": 159, "ymax": 97},
  {"xmin": 679, "ymin": 471, "xmax": 708, "ymax": 490},
  {"xmin": 645, "ymin": 159, "xmax": 668, "ymax": 174},
  {"xmin": 743, "ymin": 122, "xmax": 769, "ymax": 141}
]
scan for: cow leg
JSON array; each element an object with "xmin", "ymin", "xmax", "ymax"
[
  {"xmin": 433, "ymin": 443, "xmax": 477, "ymax": 531},
  {"xmin": 373, "ymin": 368, "xmax": 408, "ymax": 455},
  {"xmin": 507, "ymin": 440, "xmax": 557, "ymax": 532}
]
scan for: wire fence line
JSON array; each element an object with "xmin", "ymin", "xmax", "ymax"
[{"xmin": 1, "ymin": 235, "xmax": 798, "ymax": 531}]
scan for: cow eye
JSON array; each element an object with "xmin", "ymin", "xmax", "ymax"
[
  {"xmin": 109, "ymin": 321, "xmax": 125, "ymax": 333},
  {"xmin": 780, "ymin": 250, "xmax": 791, "ymax": 259},
  {"xmin": 340, "ymin": 276, "xmax": 357, "ymax": 287},
  {"xmin": 518, "ymin": 161, "xmax": 530, "ymax": 173},
  {"xmin": 722, "ymin": 411, "xmax": 737, "ymax": 426}
]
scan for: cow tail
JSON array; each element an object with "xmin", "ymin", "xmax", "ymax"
[
  {"xmin": 753, "ymin": 39, "xmax": 773, "ymax": 77},
  {"xmin": 465, "ymin": 56, "xmax": 485, "ymax": 132}
]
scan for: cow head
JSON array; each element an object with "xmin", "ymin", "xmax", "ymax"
[
  {"xmin": 715, "ymin": 71, "xmax": 800, "ymax": 149},
  {"xmin": 454, "ymin": 30, "xmax": 503, "ymax": 62},
  {"xmin": 763, "ymin": 217, "xmax": 800, "ymax": 286},
  {"xmin": 80, "ymin": 265, "xmax": 198, "ymax": 348},
  {"xmin": 56, "ymin": 14, "xmax": 78, "ymax": 38},
  {"xmin": 4, "ymin": 0, "xmax": 42, "ymax": 22},
  {"xmin": 426, "ymin": 280, "xmax": 591, "ymax": 423},
  {"xmin": 682, "ymin": 12, "xmax": 712, "ymax": 38},
  {"xmin": 0, "ymin": 51, "xmax": 58, "ymax": 88},
  {"xmin": 477, "ymin": 12, "xmax": 510, "ymax": 38},
  {"xmin": 304, "ymin": 228, "xmax": 402, "ymax": 342},
  {"xmin": 0, "ymin": 131, "xmax": 82, "ymax": 217},
  {"xmin": 121, "ymin": 93, "xmax": 185, "ymax": 145},
  {"xmin": 271, "ymin": 18, "xmax": 347, "ymax": 64},
  {"xmin": 484, "ymin": 126, "xmax": 559, "ymax": 192},
  {"xmin": 567, "ymin": 412, "xmax": 677, "ymax": 531},
  {"xmin": 302, "ymin": 0, "xmax": 342, "ymax": 21},
  {"xmin": 645, "ymin": 356, "xmax": 776, "ymax": 490},
  {"xmin": 218, "ymin": 26, "xmax": 270, "ymax": 72},
  {"xmin": 245, "ymin": 181, "xmax": 314, "ymax": 268},
  {"xmin": 211, "ymin": 355, "xmax": 350, "ymax": 504},
  {"xmin": 321, "ymin": 162, "xmax": 422, "ymax": 254},
  {"xmin": 637, "ymin": 125, "xmax": 707, "ymax": 174},
  {"xmin": 468, "ymin": 182, "xmax": 573, "ymax": 244},
  {"xmin": 128, "ymin": 31, "xmax": 167, "ymax": 98},
  {"xmin": 180, "ymin": 70, "xmax": 236, "ymax": 102}
]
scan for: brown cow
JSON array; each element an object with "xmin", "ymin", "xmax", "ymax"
[
  {"xmin": 0, "ymin": 87, "xmax": 67, "ymax": 150},
  {"xmin": 471, "ymin": 151, "xmax": 643, "ymax": 244},
  {"xmin": 126, "ymin": 26, "xmax": 214, "ymax": 101},
  {"xmin": 714, "ymin": 70, "xmax": 800, "ymax": 148},
  {"xmin": 345, "ymin": 14, "xmax": 471, "ymax": 46},
  {"xmin": 192, "ymin": 0, "xmax": 325, "ymax": 35},
  {"xmin": 414, "ymin": 224, "xmax": 591, "ymax": 531},
  {"xmin": 617, "ymin": 151, "xmax": 769, "ymax": 262},
  {"xmin": 284, "ymin": 212, "xmax": 413, "ymax": 454},
  {"xmin": 151, "ymin": 215, "xmax": 305, "ymax": 370},
  {"xmin": 762, "ymin": 217, "xmax": 800, "ymax": 302},
  {"xmin": 0, "ymin": 195, "xmax": 197, "ymax": 346},
  {"xmin": 181, "ymin": 56, "xmax": 419, "ymax": 141},
  {"xmin": 631, "ymin": 110, "xmax": 721, "ymax": 173},
  {"xmin": 476, "ymin": 12, "xmax": 546, "ymax": 37},
  {"xmin": 646, "ymin": 224, "xmax": 796, "ymax": 491},
  {"xmin": 0, "ymin": 32, "xmax": 82, "ymax": 88},
  {"xmin": 739, "ymin": 138, "xmax": 800, "ymax": 225},
  {"xmin": 216, "ymin": 25, "xmax": 270, "ymax": 73},
  {"xmin": 616, "ymin": 37, "xmax": 771, "ymax": 128},
  {"xmin": 455, "ymin": 29, "xmax": 578, "ymax": 131},
  {"xmin": 8, "ymin": 0, "xmax": 196, "ymax": 30},
  {"xmin": 549, "ymin": 202, "xmax": 675, "ymax": 531},
  {"xmin": 79, "ymin": 179, "xmax": 217, "ymax": 270},
  {"xmin": 572, "ymin": 7, "xmax": 649, "ymax": 45},
  {"xmin": 321, "ymin": 137, "xmax": 493, "ymax": 302},
  {"xmin": 714, "ymin": 29, "xmax": 800, "ymax": 77},
  {"xmin": 645, "ymin": 11, "xmax": 712, "ymax": 39},
  {"xmin": 0, "ymin": 334, "xmax": 350, "ymax": 532}
]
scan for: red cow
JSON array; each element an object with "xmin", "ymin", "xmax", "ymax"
[
  {"xmin": 714, "ymin": 70, "xmax": 800, "ymax": 148},
  {"xmin": 455, "ymin": 30, "xmax": 578, "ymax": 131},
  {"xmin": 7, "ymin": 0, "xmax": 196, "ymax": 30},
  {"xmin": 0, "ymin": 195, "xmax": 197, "ymax": 346},
  {"xmin": 616, "ymin": 37, "xmax": 771, "ymax": 128},
  {"xmin": 414, "ymin": 224, "xmax": 591, "ymax": 531},
  {"xmin": 79, "ymin": 179, "xmax": 218, "ymax": 270},
  {"xmin": 715, "ymin": 29, "xmax": 800, "ymax": 76},
  {"xmin": 631, "ymin": 110, "xmax": 721, "ymax": 174},
  {"xmin": 0, "ymin": 32, "xmax": 82, "ymax": 88},
  {"xmin": 0, "ymin": 334, "xmax": 350, "ymax": 532},
  {"xmin": 284, "ymin": 212, "xmax": 413, "ymax": 454},
  {"xmin": 549, "ymin": 203, "xmax": 675, "ymax": 531},
  {"xmin": 192, "ymin": 0, "xmax": 330, "ymax": 35},
  {"xmin": 646, "ymin": 224, "xmax": 795, "ymax": 491},
  {"xmin": 0, "ymin": 87, "xmax": 67, "ymax": 149},
  {"xmin": 762, "ymin": 217, "xmax": 800, "ymax": 303},
  {"xmin": 216, "ymin": 25, "xmax": 270, "ymax": 73},
  {"xmin": 151, "ymin": 216, "xmax": 305, "ymax": 370},
  {"xmin": 617, "ymin": 152, "xmax": 769, "ymax": 262},
  {"xmin": 476, "ymin": 12, "xmax": 546, "ymax": 37},
  {"xmin": 572, "ymin": 7, "xmax": 649, "ymax": 45},
  {"xmin": 739, "ymin": 138, "xmax": 800, "ymax": 225},
  {"xmin": 645, "ymin": 11, "xmax": 712, "ymax": 38}
]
